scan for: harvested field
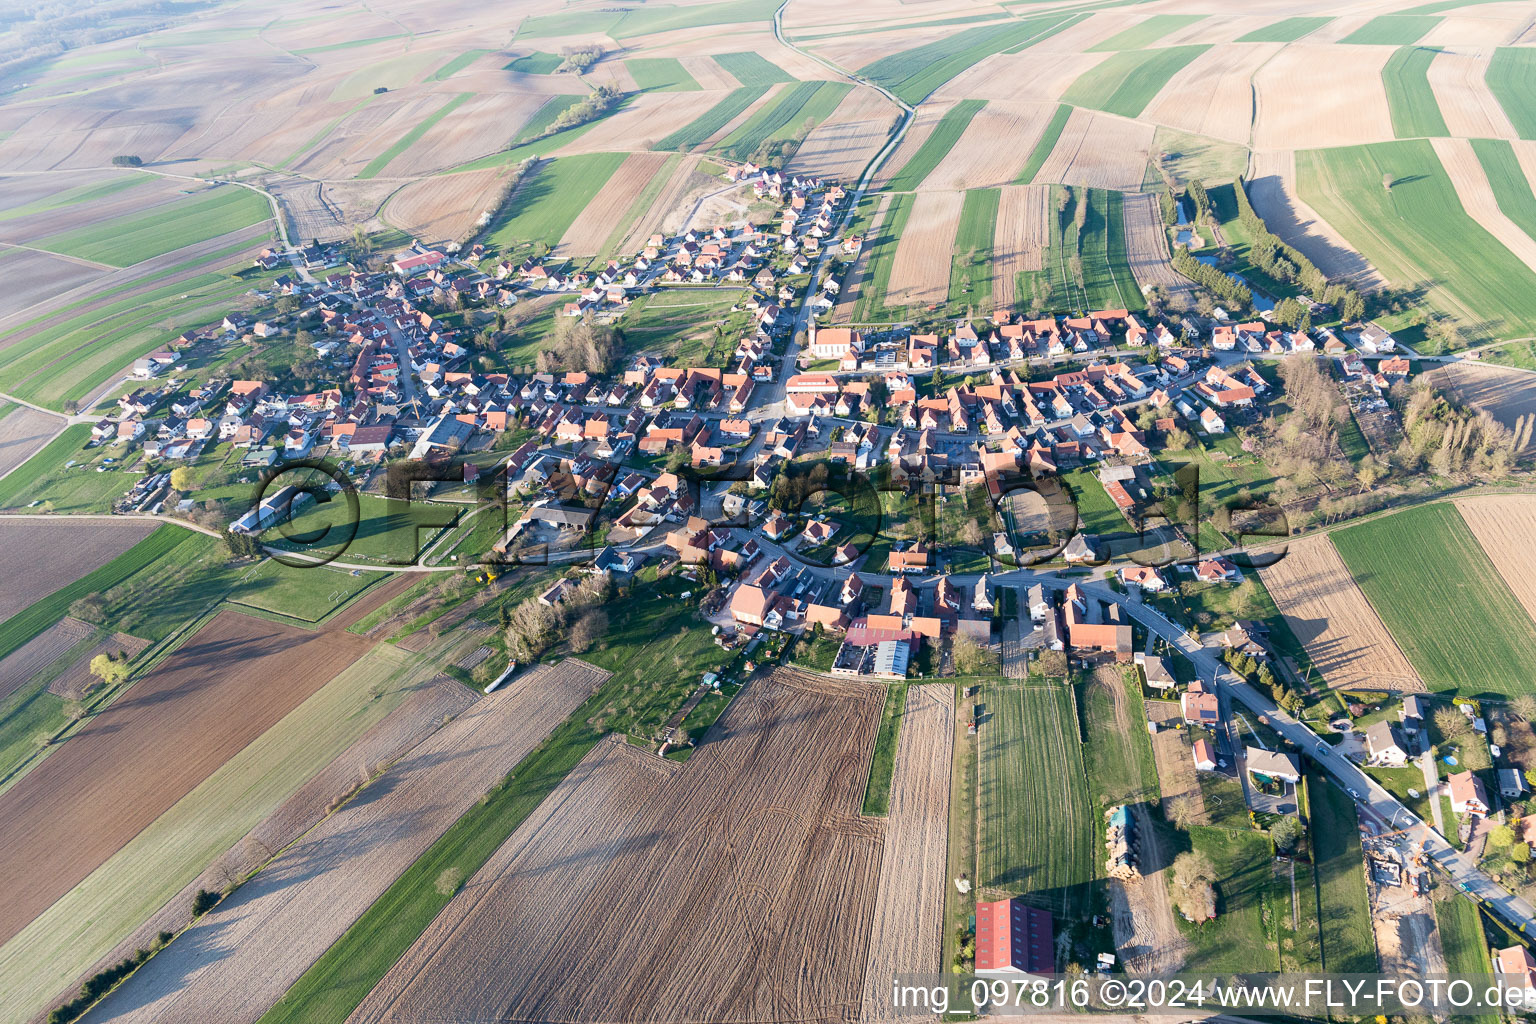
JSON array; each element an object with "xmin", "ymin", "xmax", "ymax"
[
  {"xmin": 1420, "ymin": 13, "xmax": 1523, "ymax": 47},
  {"xmin": 1122, "ymin": 190, "xmax": 1195, "ymax": 308},
  {"xmin": 992, "ymin": 184, "xmax": 1049, "ymax": 309},
  {"xmin": 1033, "ymin": 108, "xmax": 1154, "ymax": 191},
  {"xmin": 1454, "ymin": 495, "xmax": 1536, "ymax": 627},
  {"xmin": 1141, "ymin": 42, "xmax": 1281, "ymax": 145},
  {"xmin": 89, "ymin": 660, "xmax": 607, "ymax": 1024},
  {"xmin": 786, "ymin": 86, "xmax": 899, "ymax": 183},
  {"xmin": 0, "ymin": 610, "xmax": 368, "ymax": 945},
  {"xmin": 557, "ymin": 151, "xmax": 672, "ymax": 256},
  {"xmin": 1253, "ymin": 44, "xmax": 1395, "ymax": 151},
  {"xmin": 1258, "ymin": 534, "xmax": 1423, "ymax": 692},
  {"xmin": 0, "ymin": 404, "xmax": 63, "ymax": 481},
  {"xmin": 861, "ymin": 684, "xmax": 952, "ymax": 1021},
  {"xmin": 1147, "ymin": 699, "xmax": 1205, "ymax": 823},
  {"xmin": 918, "ymin": 100, "xmax": 1054, "ymax": 191},
  {"xmin": 1428, "ymin": 361, "xmax": 1536, "ymax": 448},
  {"xmin": 1433, "ymin": 136, "xmax": 1536, "ymax": 273},
  {"xmin": 383, "ymin": 166, "xmax": 504, "ymax": 243},
  {"xmin": 1246, "ymin": 149, "xmax": 1386, "ymax": 291},
  {"xmin": 348, "ymin": 669, "xmax": 887, "ymax": 1024},
  {"xmin": 1428, "ymin": 48, "xmax": 1519, "ymax": 140},
  {"xmin": 0, "ymin": 616, "xmax": 95, "ymax": 703},
  {"xmin": 0, "ymin": 518, "xmax": 153, "ymax": 622},
  {"xmin": 886, "ymin": 189, "xmax": 964, "ymax": 307}
]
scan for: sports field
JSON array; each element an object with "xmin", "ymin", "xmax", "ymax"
[
  {"xmin": 1330, "ymin": 503, "xmax": 1536, "ymax": 697},
  {"xmin": 31, "ymin": 187, "xmax": 268, "ymax": 267},
  {"xmin": 1060, "ymin": 45, "xmax": 1210, "ymax": 120},
  {"xmin": 1296, "ymin": 140, "xmax": 1536, "ymax": 343},
  {"xmin": 977, "ymin": 683, "xmax": 1095, "ymax": 918}
]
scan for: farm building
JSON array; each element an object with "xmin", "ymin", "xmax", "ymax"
[{"xmin": 974, "ymin": 898, "xmax": 1054, "ymax": 975}]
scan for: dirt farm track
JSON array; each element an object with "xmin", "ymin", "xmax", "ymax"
[
  {"xmin": 348, "ymin": 669, "xmax": 891, "ymax": 1024},
  {"xmin": 0, "ymin": 610, "xmax": 368, "ymax": 945}
]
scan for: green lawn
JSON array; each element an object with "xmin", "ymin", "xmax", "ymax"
[
  {"xmin": 1472, "ymin": 136, "xmax": 1536, "ymax": 245},
  {"xmin": 949, "ymin": 188, "xmax": 1000, "ymax": 311},
  {"xmin": 1177, "ymin": 825, "xmax": 1285, "ymax": 972},
  {"xmin": 862, "ymin": 682, "xmax": 908, "ymax": 815},
  {"xmin": 885, "ymin": 99, "xmax": 986, "ymax": 192},
  {"xmin": 1145, "ymin": 126, "xmax": 1249, "ymax": 189},
  {"xmin": 1297, "ymin": 140, "xmax": 1536, "ymax": 343},
  {"xmin": 859, "ymin": 12, "xmax": 1079, "ymax": 105},
  {"xmin": 505, "ymin": 51, "xmax": 562, "ymax": 74},
  {"xmin": 359, "ymin": 92, "xmax": 472, "ymax": 178},
  {"xmin": 1383, "ymin": 46, "xmax": 1449, "ymax": 138},
  {"xmin": 482, "ymin": 152, "xmax": 626, "ymax": 249},
  {"xmin": 1062, "ymin": 467, "xmax": 1128, "ymax": 537},
  {"xmin": 264, "ymin": 492, "xmax": 463, "ymax": 568},
  {"xmin": 978, "ymin": 683, "xmax": 1096, "ymax": 918},
  {"xmin": 1340, "ymin": 15, "xmax": 1442, "ymax": 45},
  {"xmin": 33, "ymin": 187, "xmax": 269, "ymax": 267},
  {"xmin": 1088, "ymin": 13, "xmax": 1206, "ymax": 50},
  {"xmin": 1060, "ymin": 45, "xmax": 1210, "ymax": 119},
  {"xmin": 626, "ymin": 57, "xmax": 699, "ymax": 92},
  {"xmin": 711, "ymin": 51, "xmax": 794, "ymax": 85},
  {"xmin": 1331, "ymin": 503, "xmax": 1536, "ymax": 697},
  {"xmin": 1016, "ymin": 103, "xmax": 1071, "ymax": 185},
  {"xmin": 655, "ymin": 86, "xmax": 769, "ymax": 151},
  {"xmin": 1308, "ymin": 774, "xmax": 1378, "ymax": 972},
  {"xmin": 225, "ymin": 560, "xmax": 387, "ymax": 624},
  {"xmin": 714, "ymin": 80, "xmax": 851, "ymax": 161},
  {"xmin": 1236, "ymin": 16, "xmax": 1332, "ymax": 42},
  {"xmin": 256, "ymin": 582, "xmax": 730, "ymax": 1024},
  {"xmin": 1488, "ymin": 47, "xmax": 1536, "ymax": 140},
  {"xmin": 1079, "ymin": 670, "xmax": 1160, "ymax": 808},
  {"xmin": 1434, "ymin": 893, "xmax": 1500, "ymax": 1024}
]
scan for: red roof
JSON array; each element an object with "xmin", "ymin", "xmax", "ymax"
[{"xmin": 975, "ymin": 898, "xmax": 1053, "ymax": 973}]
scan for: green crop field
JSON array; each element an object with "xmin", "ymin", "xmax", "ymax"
[
  {"xmin": 1061, "ymin": 45, "xmax": 1210, "ymax": 119},
  {"xmin": 482, "ymin": 152, "xmax": 626, "ymax": 249},
  {"xmin": 257, "ymin": 582, "xmax": 730, "ymax": 1024},
  {"xmin": 360, "ymin": 92, "xmax": 472, "ymax": 178},
  {"xmin": 978, "ymin": 683, "xmax": 1095, "ymax": 918},
  {"xmin": 715, "ymin": 80, "xmax": 850, "ymax": 161},
  {"xmin": 949, "ymin": 188, "xmax": 1000, "ymax": 311},
  {"xmin": 711, "ymin": 51, "xmax": 794, "ymax": 85},
  {"xmin": 1340, "ymin": 14, "xmax": 1441, "ymax": 44},
  {"xmin": 655, "ymin": 86, "xmax": 769, "ymax": 150},
  {"xmin": 1330, "ymin": 503, "xmax": 1536, "ymax": 697},
  {"xmin": 1088, "ymin": 14, "xmax": 1206, "ymax": 51},
  {"xmin": 1472, "ymin": 138, "xmax": 1536, "ymax": 244},
  {"xmin": 1145, "ymin": 126, "xmax": 1249, "ymax": 189},
  {"xmin": 1297, "ymin": 140, "xmax": 1536, "ymax": 343},
  {"xmin": 514, "ymin": 94, "xmax": 584, "ymax": 143},
  {"xmin": 0, "ymin": 643, "xmax": 438, "ymax": 1024},
  {"xmin": 292, "ymin": 32, "xmax": 408, "ymax": 55},
  {"xmin": 1308, "ymin": 775, "xmax": 1378, "ymax": 972},
  {"xmin": 505, "ymin": 51, "xmax": 562, "ymax": 74},
  {"xmin": 1487, "ymin": 47, "xmax": 1536, "ymax": 140},
  {"xmin": 33, "ymin": 187, "xmax": 269, "ymax": 267},
  {"xmin": 1178, "ymin": 825, "xmax": 1286, "ymax": 972},
  {"xmin": 885, "ymin": 99, "xmax": 986, "ymax": 192},
  {"xmin": 1383, "ymin": 46, "xmax": 1448, "ymax": 138},
  {"xmin": 859, "ymin": 12, "xmax": 1078, "ymax": 105},
  {"xmin": 1078, "ymin": 671, "xmax": 1160, "ymax": 807},
  {"xmin": 1016, "ymin": 103, "xmax": 1070, "ymax": 185},
  {"xmin": 0, "ymin": 173, "xmax": 150, "ymax": 223},
  {"xmin": 1236, "ymin": 16, "xmax": 1332, "ymax": 42},
  {"xmin": 608, "ymin": 0, "xmax": 770, "ymax": 40},
  {"xmin": 862, "ymin": 682, "xmax": 908, "ymax": 814},
  {"xmin": 429, "ymin": 49, "xmax": 489, "ymax": 81},
  {"xmin": 853, "ymin": 193, "xmax": 914, "ymax": 321},
  {"xmin": 1080, "ymin": 189, "xmax": 1137, "ymax": 310},
  {"xmin": 626, "ymin": 57, "xmax": 699, "ymax": 92}
]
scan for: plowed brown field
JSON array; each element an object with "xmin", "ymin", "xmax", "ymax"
[
  {"xmin": 87, "ymin": 660, "xmax": 609, "ymax": 1024},
  {"xmin": 1427, "ymin": 361, "xmax": 1536, "ymax": 450},
  {"xmin": 993, "ymin": 184, "xmax": 1049, "ymax": 309},
  {"xmin": 1122, "ymin": 190, "xmax": 1193, "ymax": 307},
  {"xmin": 0, "ymin": 610, "xmax": 369, "ymax": 944},
  {"xmin": 1141, "ymin": 42, "xmax": 1279, "ymax": 145},
  {"xmin": 1433, "ymin": 137, "xmax": 1536, "ymax": 273},
  {"xmin": 348, "ymin": 669, "xmax": 887, "ymax": 1024},
  {"xmin": 0, "ymin": 519, "xmax": 154, "ymax": 621},
  {"xmin": 558, "ymin": 151, "xmax": 672, "ymax": 255},
  {"xmin": 1034, "ymin": 108, "xmax": 1154, "ymax": 191},
  {"xmin": 383, "ymin": 166, "xmax": 504, "ymax": 243},
  {"xmin": 1427, "ymin": 48, "xmax": 1519, "ymax": 140},
  {"xmin": 1247, "ymin": 149, "xmax": 1385, "ymax": 291},
  {"xmin": 1453, "ymin": 496, "xmax": 1536, "ymax": 628},
  {"xmin": 919, "ymin": 101, "xmax": 1054, "ymax": 191},
  {"xmin": 1258, "ymin": 534, "xmax": 1422, "ymax": 692},
  {"xmin": 1253, "ymin": 44, "xmax": 1394, "ymax": 150},
  {"xmin": 887, "ymin": 190, "xmax": 964, "ymax": 306}
]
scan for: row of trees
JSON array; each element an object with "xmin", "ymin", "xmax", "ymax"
[
  {"xmin": 1230, "ymin": 175, "xmax": 1366, "ymax": 322},
  {"xmin": 1171, "ymin": 245, "xmax": 1251, "ymax": 311}
]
